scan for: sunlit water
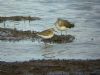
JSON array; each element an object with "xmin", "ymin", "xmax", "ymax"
[{"xmin": 0, "ymin": 0, "xmax": 100, "ymax": 62}]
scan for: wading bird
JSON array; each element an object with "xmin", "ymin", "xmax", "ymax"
[
  {"xmin": 55, "ymin": 18, "xmax": 74, "ymax": 35},
  {"xmin": 37, "ymin": 28, "xmax": 56, "ymax": 47}
]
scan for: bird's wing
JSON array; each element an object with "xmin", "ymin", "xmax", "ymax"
[{"xmin": 37, "ymin": 30, "xmax": 52, "ymax": 36}]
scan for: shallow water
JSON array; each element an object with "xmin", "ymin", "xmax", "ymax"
[{"xmin": 0, "ymin": 0, "xmax": 100, "ymax": 62}]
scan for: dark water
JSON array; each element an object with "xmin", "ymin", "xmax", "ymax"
[{"xmin": 0, "ymin": 0, "xmax": 100, "ymax": 62}]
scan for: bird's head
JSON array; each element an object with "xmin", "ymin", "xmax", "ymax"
[
  {"xmin": 57, "ymin": 18, "xmax": 62, "ymax": 21},
  {"xmin": 54, "ymin": 18, "xmax": 62, "ymax": 26},
  {"xmin": 49, "ymin": 28, "xmax": 57, "ymax": 32}
]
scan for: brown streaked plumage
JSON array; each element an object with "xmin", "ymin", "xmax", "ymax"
[
  {"xmin": 55, "ymin": 18, "xmax": 74, "ymax": 35},
  {"xmin": 37, "ymin": 28, "xmax": 55, "ymax": 39}
]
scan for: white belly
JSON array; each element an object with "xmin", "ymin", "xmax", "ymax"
[
  {"xmin": 56, "ymin": 24, "xmax": 68, "ymax": 31},
  {"xmin": 38, "ymin": 33, "xmax": 54, "ymax": 39}
]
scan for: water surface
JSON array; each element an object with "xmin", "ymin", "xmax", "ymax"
[{"xmin": 0, "ymin": 0, "xmax": 100, "ymax": 62}]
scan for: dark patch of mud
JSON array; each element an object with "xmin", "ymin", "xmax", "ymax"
[
  {"xmin": 0, "ymin": 16, "xmax": 41, "ymax": 22},
  {"xmin": 0, "ymin": 27, "xmax": 75, "ymax": 43},
  {"xmin": 42, "ymin": 35, "xmax": 75, "ymax": 43},
  {"xmin": 0, "ymin": 59, "xmax": 100, "ymax": 75}
]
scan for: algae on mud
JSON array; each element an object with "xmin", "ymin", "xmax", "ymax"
[
  {"xmin": 0, "ymin": 27, "xmax": 75, "ymax": 43},
  {"xmin": 0, "ymin": 16, "xmax": 41, "ymax": 23}
]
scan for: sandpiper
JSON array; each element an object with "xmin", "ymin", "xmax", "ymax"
[
  {"xmin": 37, "ymin": 28, "xmax": 56, "ymax": 46},
  {"xmin": 55, "ymin": 18, "xmax": 74, "ymax": 35}
]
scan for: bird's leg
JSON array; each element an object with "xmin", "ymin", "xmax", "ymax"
[
  {"xmin": 61, "ymin": 31, "xmax": 62, "ymax": 35},
  {"xmin": 44, "ymin": 42, "xmax": 48, "ymax": 48},
  {"xmin": 65, "ymin": 30, "xmax": 67, "ymax": 35}
]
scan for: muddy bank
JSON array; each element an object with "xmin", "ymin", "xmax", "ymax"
[
  {"xmin": 42, "ymin": 35, "xmax": 75, "ymax": 43},
  {"xmin": 0, "ymin": 16, "xmax": 41, "ymax": 22},
  {"xmin": 0, "ymin": 27, "xmax": 36, "ymax": 41},
  {"xmin": 0, "ymin": 59, "xmax": 100, "ymax": 75},
  {"xmin": 0, "ymin": 27, "xmax": 75, "ymax": 43}
]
